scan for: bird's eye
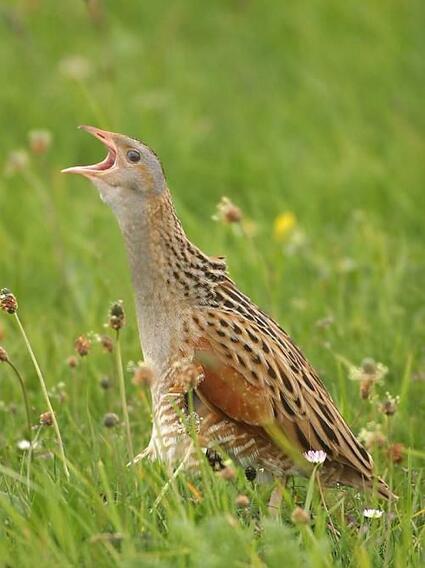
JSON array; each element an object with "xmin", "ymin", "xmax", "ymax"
[{"xmin": 127, "ymin": 150, "xmax": 141, "ymax": 163}]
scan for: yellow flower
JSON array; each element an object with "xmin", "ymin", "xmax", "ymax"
[{"xmin": 274, "ymin": 212, "xmax": 297, "ymax": 241}]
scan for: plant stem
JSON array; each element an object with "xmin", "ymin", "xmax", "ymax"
[
  {"xmin": 114, "ymin": 330, "xmax": 134, "ymax": 460},
  {"xmin": 6, "ymin": 360, "xmax": 32, "ymax": 441},
  {"xmin": 14, "ymin": 313, "xmax": 70, "ymax": 479}
]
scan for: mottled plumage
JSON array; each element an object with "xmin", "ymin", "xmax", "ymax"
[{"xmin": 63, "ymin": 126, "xmax": 395, "ymax": 500}]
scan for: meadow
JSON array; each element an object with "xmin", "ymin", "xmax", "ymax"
[{"xmin": 0, "ymin": 1, "xmax": 424, "ymax": 566}]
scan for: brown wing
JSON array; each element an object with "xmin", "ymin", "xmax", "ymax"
[{"xmin": 191, "ymin": 281, "xmax": 373, "ymax": 480}]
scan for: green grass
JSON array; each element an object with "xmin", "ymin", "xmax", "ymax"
[{"xmin": 0, "ymin": 0, "xmax": 424, "ymax": 565}]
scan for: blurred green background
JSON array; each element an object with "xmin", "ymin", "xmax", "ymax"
[
  {"xmin": 0, "ymin": 1, "xmax": 424, "ymax": 565},
  {"xmin": 1, "ymin": 0, "xmax": 424, "ymax": 402}
]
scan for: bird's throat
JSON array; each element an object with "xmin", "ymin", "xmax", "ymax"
[
  {"xmin": 114, "ymin": 188, "xmax": 226, "ymax": 379},
  {"xmin": 116, "ymin": 190, "xmax": 186, "ymax": 370}
]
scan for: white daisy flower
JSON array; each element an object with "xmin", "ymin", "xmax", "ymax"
[
  {"xmin": 16, "ymin": 439, "xmax": 39, "ymax": 451},
  {"xmin": 304, "ymin": 450, "xmax": 327, "ymax": 464},
  {"xmin": 363, "ymin": 508, "xmax": 384, "ymax": 519}
]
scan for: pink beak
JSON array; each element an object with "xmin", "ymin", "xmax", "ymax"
[{"xmin": 61, "ymin": 125, "xmax": 117, "ymax": 177}]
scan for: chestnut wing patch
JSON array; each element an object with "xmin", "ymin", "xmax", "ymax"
[
  {"xmin": 192, "ymin": 299, "xmax": 373, "ymax": 480},
  {"xmin": 195, "ymin": 341, "xmax": 274, "ymax": 426}
]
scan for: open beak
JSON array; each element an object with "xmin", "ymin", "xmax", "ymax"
[{"xmin": 61, "ymin": 125, "xmax": 117, "ymax": 177}]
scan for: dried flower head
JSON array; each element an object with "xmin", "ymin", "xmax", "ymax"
[
  {"xmin": 28, "ymin": 129, "xmax": 52, "ymax": 155},
  {"xmin": 103, "ymin": 412, "xmax": 119, "ymax": 428},
  {"xmin": 40, "ymin": 411, "xmax": 53, "ymax": 426},
  {"xmin": 363, "ymin": 508, "xmax": 384, "ymax": 519},
  {"xmin": 387, "ymin": 442, "xmax": 405, "ymax": 464},
  {"xmin": 0, "ymin": 289, "xmax": 18, "ymax": 314},
  {"xmin": 213, "ymin": 197, "xmax": 243, "ymax": 224},
  {"xmin": 358, "ymin": 422, "xmax": 387, "ymax": 450},
  {"xmin": 74, "ymin": 335, "xmax": 91, "ymax": 357},
  {"xmin": 379, "ymin": 392, "xmax": 400, "ymax": 416},
  {"xmin": 274, "ymin": 211, "xmax": 297, "ymax": 241},
  {"xmin": 100, "ymin": 335, "xmax": 114, "ymax": 353},
  {"xmin": 109, "ymin": 301, "xmax": 125, "ymax": 331},
  {"xmin": 219, "ymin": 466, "xmax": 236, "ymax": 481},
  {"xmin": 0, "ymin": 346, "xmax": 9, "ymax": 362},
  {"xmin": 235, "ymin": 494, "xmax": 250, "ymax": 508},
  {"xmin": 349, "ymin": 358, "xmax": 388, "ymax": 400},
  {"xmin": 304, "ymin": 450, "xmax": 327, "ymax": 464},
  {"xmin": 291, "ymin": 506, "xmax": 311, "ymax": 525},
  {"xmin": 66, "ymin": 355, "xmax": 79, "ymax": 368},
  {"xmin": 132, "ymin": 363, "xmax": 155, "ymax": 387},
  {"xmin": 4, "ymin": 150, "xmax": 29, "ymax": 176},
  {"xmin": 170, "ymin": 361, "xmax": 204, "ymax": 394},
  {"xmin": 99, "ymin": 376, "xmax": 112, "ymax": 390}
]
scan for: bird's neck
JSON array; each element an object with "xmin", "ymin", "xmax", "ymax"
[{"xmin": 116, "ymin": 188, "xmax": 225, "ymax": 371}]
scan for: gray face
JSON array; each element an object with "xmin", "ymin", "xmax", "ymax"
[{"xmin": 62, "ymin": 125, "xmax": 166, "ymax": 216}]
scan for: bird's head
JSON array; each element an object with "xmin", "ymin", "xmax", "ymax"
[{"xmin": 62, "ymin": 125, "xmax": 166, "ymax": 215}]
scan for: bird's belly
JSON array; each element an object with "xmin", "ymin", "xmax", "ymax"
[{"xmin": 198, "ymin": 406, "xmax": 296, "ymax": 479}]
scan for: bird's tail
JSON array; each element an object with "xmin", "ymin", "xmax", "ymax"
[
  {"xmin": 373, "ymin": 476, "xmax": 398, "ymax": 501},
  {"xmin": 357, "ymin": 474, "xmax": 398, "ymax": 500},
  {"xmin": 335, "ymin": 464, "xmax": 398, "ymax": 500}
]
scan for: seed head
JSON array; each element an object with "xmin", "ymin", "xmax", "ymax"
[
  {"xmin": 103, "ymin": 412, "xmax": 119, "ymax": 428},
  {"xmin": 362, "ymin": 358, "xmax": 377, "ymax": 374},
  {"xmin": 28, "ymin": 129, "xmax": 52, "ymax": 155},
  {"xmin": 219, "ymin": 466, "xmax": 236, "ymax": 481},
  {"xmin": 109, "ymin": 301, "xmax": 125, "ymax": 331},
  {"xmin": 39, "ymin": 411, "xmax": 53, "ymax": 426},
  {"xmin": 99, "ymin": 376, "xmax": 112, "ymax": 390},
  {"xmin": 387, "ymin": 442, "xmax": 405, "ymax": 464},
  {"xmin": 0, "ymin": 289, "xmax": 18, "ymax": 314},
  {"xmin": 66, "ymin": 355, "xmax": 79, "ymax": 368},
  {"xmin": 132, "ymin": 363, "xmax": 155, "ymax": 387},
  {"xmin": 0, "ymin": 346, "xmax": 9, "ymax": 362},
  {"xmin": 349, "ymin": 358, "xmax": 388, "ymax": 400},
  {"xmin": 235, "ymin": 494, "xmax": 250, "ymax": 508},
  {"xmin": 379, "ymin": 392, "xmax": 400, "ymax": 416},
  {"xmin": 360, "ymin": 379, "xmax": 374, "ymax": 400},
  {"xmin": 100, "ymin": 335, "xmax": 114, "ymax": 353},
  {"xmin": 291, "ymin": 506, "xmax": 311, "ymax": 525},
  {"xmin": 170, "ymin": 361, "xmax": 204, "ymax": 394},
  {"xmin": 74, "ymin": 335, "xmax": 91, "ymax": 357},
  {"xmin": 213, "ymin": 197, "xmax": 243, "ymax": 224},
  {"xmin": 358, "ymin": 422, "xmax": 387, "ymax": 450}
]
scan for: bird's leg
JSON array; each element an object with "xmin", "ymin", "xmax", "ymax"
[
  {"xmin": 268, "ymin": 478, "xmax": 286, "ymax": 518},
  {"xmin": 130, "ymin": 360, "xmax": 203, "ymax": 468}
]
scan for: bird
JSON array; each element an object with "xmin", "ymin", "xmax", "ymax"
[{"xmin": 62, "ymin": 125, "xmax": 396, "ymax": 503}]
